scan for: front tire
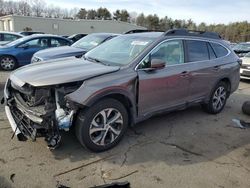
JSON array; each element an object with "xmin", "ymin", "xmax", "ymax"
[
  {"xmin": 202, "ymin": 81, "xmax": 229, "ymax": 114},
  {"xmin": 75, "ymin": 98, "xmax": 128, "ymax": 152},
  {"xmin": 0, "ymin": 56, "xmax": 17, "ymax": 71}
]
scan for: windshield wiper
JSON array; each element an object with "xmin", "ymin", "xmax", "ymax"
[{"xmin": 85, "ymin": 56, "xmax": 109, "ymax": 66}]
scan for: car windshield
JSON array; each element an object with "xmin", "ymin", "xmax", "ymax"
[
  {"xmin": 85, "ymin": 35, "xmax": 155, "ymax": 66},
  {"xmin": 72, "ymin": 34, "xmax": 109, "ymax": 50},
  {"xmin": 233, "ymin": 43, "xmax": 250, "ymax": 51},
  {"xmin": 5, "ymin": 37, "xmax": 27, "ymax": 47}
]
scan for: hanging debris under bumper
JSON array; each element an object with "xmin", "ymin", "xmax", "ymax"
[{"xmin": 4, "ymin": 79, "xmax": 79, "ymax": 149}]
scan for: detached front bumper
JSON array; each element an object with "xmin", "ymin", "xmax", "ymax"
[
  {"xmin": 5, "ymin": 101, "xmax": 41, "ymax": 141},
  {"xmin": 5, "ymin": 106, "xmax": 26, "ymax": 141},
  {"xmin": 4, "ymin": 79, "xmax": 46, "ymax": 141}
]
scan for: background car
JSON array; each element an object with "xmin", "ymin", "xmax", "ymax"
[
  {"xmin": 0, "ymin": 32, "xmax": 23, "ymax": 46},
  {"xmin": 240, "ymin": 52, "xmax": 250, "ymax": 79},
  {"xmin": 19, "ymin": 31, "xmax": 45, "ymax": 36},
  {"xmin": 67, "ymin": 33, "xmax": 88, "ymax": 43},
  {"xmin": 232, "ymin": 42, "xmax": 250, "ymax": 57},
  {"xmin": 0, "ymin": 34, "xmax": 72, "ymax": 70},
  {"xmin": 32, "ymin": 33, "xmax": 118, "ymax": 63}
]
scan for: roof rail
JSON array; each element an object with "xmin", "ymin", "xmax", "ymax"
[
  {"xmin": 164, "ymin": 29, "xmax": 222, "ymax": 39},
  {"xmin": 124, "ymin": 29, "xmax": 164, "ymax": 34}
]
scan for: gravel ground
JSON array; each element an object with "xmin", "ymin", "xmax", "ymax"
[{"xmin": 0, "ymin": 70, "xmax": 250, "ymax": 188}]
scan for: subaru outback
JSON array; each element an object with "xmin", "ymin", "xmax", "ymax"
[{"xmin": 3, "ymin": 29, "xmax": 241, "ymax": 152}]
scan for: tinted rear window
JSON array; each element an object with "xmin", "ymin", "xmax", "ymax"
[
  {"xmin": 186, "ymin": 40, "xmax": 209, "ymax": 62},
  {"xmin": 210, "ymin": 43, "xmax": 228, "ymax": 58}
]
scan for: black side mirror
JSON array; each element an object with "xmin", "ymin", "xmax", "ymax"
[
  {"xmin": 151, "ymin": 58, "xmax": 166, "ymax": 69},
  {"xmin": 18, "ymin": 43, "xmax": 29, "ymax": 49}
]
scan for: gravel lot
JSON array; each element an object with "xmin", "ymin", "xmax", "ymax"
[{"xmin": 0, "ymin": 70, "xmax": 250, "ymax": 188}]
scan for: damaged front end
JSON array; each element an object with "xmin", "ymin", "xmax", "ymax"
[{"xmin": 3, "ymin": 78, "xmax": 81, "ymax": 149}]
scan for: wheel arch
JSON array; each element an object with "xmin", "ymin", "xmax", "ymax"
[
  {"xmin": 218, "ymin": 77, "xmax": 231, "ymax": 97},
  {"xmin": 83, "ymin": 90, "xmax": 137, "ymax": 126}
]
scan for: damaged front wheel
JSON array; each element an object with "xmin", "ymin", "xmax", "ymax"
[{"xmin": 75, "ymin": 98, "xmax": 128, "ymax": 152}]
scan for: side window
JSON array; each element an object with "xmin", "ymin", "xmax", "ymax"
[
  {"xmin": 51, "ymin": 38, "xmax": 69, "ymax": 47},
  {"xmin": 3, "ymin": 34, "xmax": 19, "ymax": 41},
  {"xmin": 207, "ymin": 43, "xmax": 217, "ymax": 59},
  {"xmin": 186, "ymin": 40, "xmax": 209, "ymax": 62},
  {"xmin": 210, "ymin": 43, "xmax": 228, "ymax": 58},
  {"xmin": 24, "ymin": 39, "xmax": 40, "ymax": 48},
  {"xmin": 138, "ymin": 40, "xmax": 184, "ymax": 69},
  {"xmin": 151, "ymin": 40, "xmax": 184, "ymax": 66},
  {"xmin": 24, "ymin": 38, "xmax": 49, "ymax": 48}
]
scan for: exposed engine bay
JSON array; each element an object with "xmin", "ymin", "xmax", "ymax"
[{"xmin": 4, "ymin": 79, "xmax": 81, "ymax": 149}]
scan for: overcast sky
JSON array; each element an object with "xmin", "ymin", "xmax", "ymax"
[{"xmin": 29, "ymin": 0, "xmax": 250, "ymax": 24}]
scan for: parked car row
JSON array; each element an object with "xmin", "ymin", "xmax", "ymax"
[
  {"xmin": 240, "ymin": 52, "xmax": 250, "ymax": 79},
  {"xmin": 2, "ymin": 28, "xmax": 241, "ymax": 151},
  {"xmin": 0, "ymin": 31, "xmax": 119, "ymax": 70},
  {"xmin": 0, "ymin": 34, "xmax": 72, "ymax": 70},
  {"xmin": 31, "ymin": 33, "xmax": 118, "ymax": 63},
  {"xmin": 232, "ymin": 42, "xmax": 250, "ymax": 57}
]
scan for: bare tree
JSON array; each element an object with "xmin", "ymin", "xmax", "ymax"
[
  {"xmin": 18, "ymin": 0, "xmax": 31, "ymax": 16},
  {"xmin": 45, "ymin": 5, "xmax": 55, "ymax": 18},
  {"xmin": 31, "ymin": 0, "xmax": 45, "ymax": 17},
  {"xmin": 69, "ymin": 7, "xmax": 79, "ymax": 19}
]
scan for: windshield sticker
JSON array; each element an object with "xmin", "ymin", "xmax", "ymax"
[
  {"xmin": 90, "ymin": 41, "xmax": 98, "ymax": 46},
  {"xmin": 131, "ymin": 41, "xmax": 149, "ymax": 46}
]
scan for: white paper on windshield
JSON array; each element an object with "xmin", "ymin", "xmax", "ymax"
[
  {"xmin": 90, "ymin": 41, "xmax": 98, "ymax": 46},
  {"xmin": 131, "ymin": 41, "xmax": 149, "ymax": 46}
]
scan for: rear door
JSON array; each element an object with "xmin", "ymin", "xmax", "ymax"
[
  {"xmin": 137, "ymin": 39, "xmax": 191, "ymax": 116},
  {"xmin": 185, "ymin": 40, "xmax": 220, "ymax": 101},
  {"xmin": 50, "ymin": 37, "xmax": 71, "ymax": 48}
]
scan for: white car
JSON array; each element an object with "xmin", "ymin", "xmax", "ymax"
[
  {"xmin": 240, "ymin": 52, "xmax": 250, "ymax": 79},
  {"xmin": 0, "ymin": 31, "xmax": 23, "ymax": 46}
]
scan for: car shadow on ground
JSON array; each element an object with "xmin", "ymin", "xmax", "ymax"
[
  {"xmin": 1, "ymin": 77, "xmax": 249, "ymax": 169},
  {"xmin": 50, "ymin": 92, "xmax": 250, "ymax": 168}
]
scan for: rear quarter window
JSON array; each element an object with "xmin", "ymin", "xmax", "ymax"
[{"xmin": 210, "ymin": 43, "xmax": 229, "ymax": 58}]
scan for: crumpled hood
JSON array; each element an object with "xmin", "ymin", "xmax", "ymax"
[
  {"xmin": 10, "ymin": 58, "xmax": 120, "ymax": 87},
  {"xmin": 34, "ymin": 46, "xmax": 86, "ymax": 60}
]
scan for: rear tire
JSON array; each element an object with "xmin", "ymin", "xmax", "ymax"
[
  {"xmin": 0, "ymin": 56, "xmax": 17, "ymax": 71},
  {"xmin": 202, "ymin": 81, "xmax": 229, "ymax": 114},
  {"xmin": 75, "ymin": 98, "xmax": 128, "ymax": 152}
]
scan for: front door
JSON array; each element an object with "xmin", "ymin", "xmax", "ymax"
[
  {"xmin": 137, "ymin": 39, "xmax": 191, "ymax": 116},
  {"xmin": 16, "ymin": 38, "xmax": 49, "ymax": 65}
]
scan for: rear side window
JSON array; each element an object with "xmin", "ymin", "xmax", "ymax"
[
  {"xmin": 210, "ymin": 43, "xmax": 228, "ymax": 58},
  {"xmin": 186, "ymin": 40, "xmax": 209, "ymax": 62},
  {"xmin": 51, "ymin": 38, "xmax": 69, "ymax": 47}
]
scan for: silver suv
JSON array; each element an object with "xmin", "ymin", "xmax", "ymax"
[{"xmin": 3, "ymin": 29, "xmax": 240, "ymax": 152}]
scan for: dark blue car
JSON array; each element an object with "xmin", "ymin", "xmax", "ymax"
[
  {"xmin": 31, "ymin": 33, "xmax": 118, "ymax": 63},
  {"xmin": 0, "ymin": 34, "xmax": 72, "ymax": 70}
]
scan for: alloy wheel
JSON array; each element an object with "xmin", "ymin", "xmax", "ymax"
[
  {"xmin": 212, "ymin": 86, "xmax": 227, "ymax": 111},
  {"xmin": 89, "ymin": 108, "xmax": 123, "ymax": 146}
]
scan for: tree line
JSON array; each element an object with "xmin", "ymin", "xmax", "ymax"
[{"xmin": 0, "ymin": 0, "xmax": 249, "ymax": 42}]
